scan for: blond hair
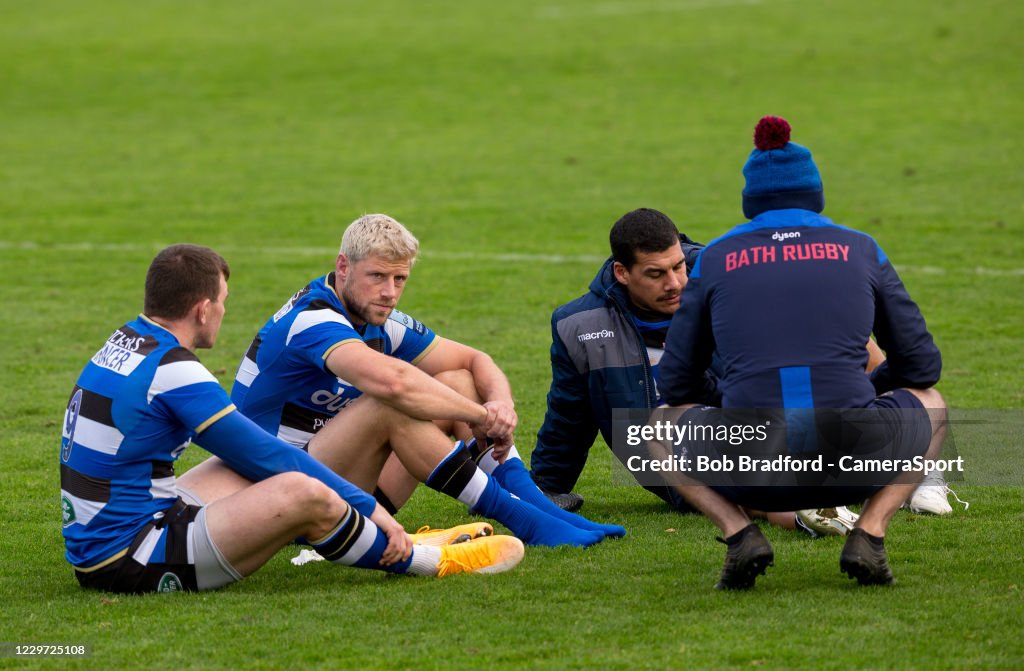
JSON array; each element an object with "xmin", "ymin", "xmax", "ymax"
[{"xmin": 340, "ymin": 214, "xmax": 419, "ymax": 264}]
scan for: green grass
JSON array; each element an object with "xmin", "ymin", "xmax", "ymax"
[{"xmin": 1, "ymin": 0, "xmax": 1022, "ymax": 668}]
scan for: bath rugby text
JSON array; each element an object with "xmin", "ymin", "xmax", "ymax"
[{"xmin": 725, "ymin": 242, "xmax": 851, "ymax": 272}]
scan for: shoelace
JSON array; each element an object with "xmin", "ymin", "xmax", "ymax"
[
  {"xmin": 795, "ymin": 515, "xmax": 821, "ymax": 539},
  {"xmin": 831, "ymin": 506, "xmax": 859, "ymax": 529},
  {"xmin": 945, "ymin": 486, "xmax": 970, "ymax": 510},
  {"xmin": 437, "ymin": 557, "xmax": 470, "ymax": 576},
  {"xmin": 437, "ymin": 543, "xmax": 489, "ymax": 577}
]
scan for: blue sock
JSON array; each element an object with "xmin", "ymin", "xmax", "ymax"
[
  {"xmin": 310, "ymin": 507, "xmax": 413, "ymax": 574},
  {"xmin": 493, "ymin": 457, "xmax": 626, "ymax": 538},
  {"xmin": 472, "ymin": 476, "xmax": 604, "ymax": 548},
  {"xmin": 425, "ymin": 440, "xmax": 603, "ymax": 548}
]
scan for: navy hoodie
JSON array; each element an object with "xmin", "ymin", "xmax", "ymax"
[{"xmin": 660, "ymin": 209, "xmax": 941, "ymax": 409}]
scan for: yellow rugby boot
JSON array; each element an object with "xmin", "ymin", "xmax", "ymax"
[
  {"xmin": 436, "ymin": 535, "xmax": 525, "ymax": 577},
  {"xmin": 409, "ymin": 522, "xmax": 494, "ymax": 547}
]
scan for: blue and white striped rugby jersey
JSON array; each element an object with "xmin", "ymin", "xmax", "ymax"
[
  {"xmin": 60, "ymin": 315, "xmax": 234, "ymax": 568},
  {"xmin": 231, "ymin": 273, "xmax": 438, "ymax": 446}
]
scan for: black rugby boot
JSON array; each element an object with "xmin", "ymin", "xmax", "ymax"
[
  {"xmin": 840, "ymin": 528, "xmax": 895, "ymax": 586},
  {"xmin": 542, "ymin": 489, "xmax": 584, "ymax": 513},
  {"xmin": 714, "ymin": 524, "xmax": 774, "ymax": 590}
]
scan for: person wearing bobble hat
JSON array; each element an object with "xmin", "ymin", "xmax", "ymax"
[{"xmin": 657, "ymin": 116, "xmax": 949, "ymax": 589}]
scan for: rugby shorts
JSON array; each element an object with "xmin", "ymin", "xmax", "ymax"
[
  {"xmin": 677, "ymin": 389, "xmax": 934, "ymax": 511},
  {"xmin": 74, "ymin": 493, "xmax": 242, "ymax": 594}
]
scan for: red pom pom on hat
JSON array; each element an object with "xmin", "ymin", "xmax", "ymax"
[{"xmin": 753, "ymin": 115, "xmax": 791, "ymax": 151}]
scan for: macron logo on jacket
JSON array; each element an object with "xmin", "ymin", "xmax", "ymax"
[{"xmin": 577, "ymin": 329, "xmax": 615, "ymax": 342}]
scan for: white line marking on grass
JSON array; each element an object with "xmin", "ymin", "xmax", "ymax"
[
  {"xmin": 2, "ymin": 240, "xmax": 1022, "ymax": 275},
  {"xmin": 0, "ymin": 240, "xmax": 607, "ymax": 265},
  {"xmin": 424, "ymin": 250, "xmax": 607, "ymax": 264},
  {"xmin": 537, "ymin": 0, "xmax": 762, "ymax": 20}
]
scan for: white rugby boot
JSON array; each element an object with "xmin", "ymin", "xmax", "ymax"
[
  {"xmin": 795, "ymin": 506, "xmax": 859, "ymax": 538},
  {"xmin": 907, "ymin": 469, "xmax": 969, "ymax": 515}
]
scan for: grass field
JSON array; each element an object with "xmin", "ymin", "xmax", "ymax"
[{"xmin": 1, "ymin": 0, "xmax": 1022, "ymax": 669}]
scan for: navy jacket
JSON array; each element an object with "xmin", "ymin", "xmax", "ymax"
[
  {"xmin": 660, "ymin": 209, "xmax": 941, "ymax": 410},
  {"xmin": 531, "ymin": 234, "xmax": 706, "ymax": 494}
]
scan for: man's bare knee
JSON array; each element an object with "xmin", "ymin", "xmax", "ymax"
[
  {"xmin": 900, "ymin": 388, "xmax": 948, "ymax": 462},
  {"xmin": 263, "ymin": 472, "xmax": 347, "ymax": 528},
  {"xmin": 434, "ymin": 369, "xmax": 476, "ymax": 397},
  {"xmin": 355, "ymin": 394, "xmax": 415, "ymax": 425},
  {"xmin": 904, "ymin": 387, "xmax": 946, "ymax": 411}
]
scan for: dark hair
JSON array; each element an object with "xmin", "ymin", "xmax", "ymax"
[
  {"xmin": 609, "ymin": 208, "xmax": 680, "ymax": 268},
  {"xmin": 144, "ymin": 244, "xmax": 230, "ymax": 320}
]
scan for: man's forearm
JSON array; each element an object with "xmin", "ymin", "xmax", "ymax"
[
  {"xmin": 468, "ymin": 352, "xmax": 514, "ymax": 405},
  {"xmin": 378, "ymin": 363, "xmax": 489, "ymax": 426}
]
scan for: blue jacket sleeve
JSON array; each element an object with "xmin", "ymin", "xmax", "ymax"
[
  {"xmin": 195, "ymin": 409, "xmax": 378, "ymax": 517},
  {"xmin": 660, "ymin": 271, "xmax": 716, "ymax": 407},
  {"xmin": 531, "ymin": 313, "xmax": 600, "ymax": 493},
  {"xmin": 869, "ymin": 256, "xmax": 942, "ymax": 393}
]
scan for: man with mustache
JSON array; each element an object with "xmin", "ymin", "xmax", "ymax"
[{"xmin": 529, "ymin": 208, "xmax": 858, "ymax": 537}]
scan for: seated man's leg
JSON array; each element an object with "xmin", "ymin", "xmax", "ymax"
[
  {"xmin": 428, "ymin": 370, "xmax": 622, "ymax": 538},
  {"xmin": 307, "ymin": 394, "xmax": 606, "ymax": 547},
  {"xmin": 204, "ymin": 472, "xmax": 354, "ymax": 577},
  {"xmin": 422, "ymin": 369, "xmax": 621, "ymax": 537},
  {"xmin": 429, "ymin": 368, "xmax": 478, "ymax": 440},
  {"xmin": 469, "ymin": 438, "xmax": 625, "ymax": 538},
  {"xmin": 375, "ymin": 453, "xmax": 418, "ymax": 513},
  {"xmin": 182, "ymin": 459, "xmax": 522, "ymax": 580},
  {"xmin": 307, "ymin": 397, "xmax": 395, "ymax": 491},
  {"xmin": 177, "ymin": 455, "xmax": 253, "ymax": 504},
  {"xmin": 373, "ymin": 369, "xmax": 477, "ymax": 512},
  {"xmin": 180, "ymin": 458, "xmax": 410, "ymax": 579},
  {"xmin": 355, "ymin": 368, "xmax": 624, "ymax": 539},
  {"xmin": 78, "ymin": 463, "xmax": 398, "ymax": 594}
]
